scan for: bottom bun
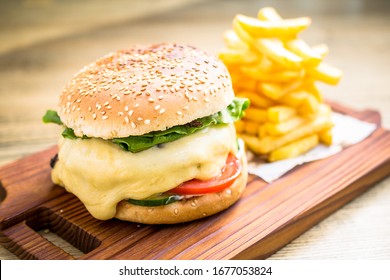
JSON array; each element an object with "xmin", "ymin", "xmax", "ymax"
[{"xmin": 115, "ymin": 152, "xmax": 248, "ymax": 224}]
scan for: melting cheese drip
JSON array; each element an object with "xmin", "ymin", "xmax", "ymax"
[{"xmin": 52, "ymin": 124, "xmax": 237, "ymax": 220}]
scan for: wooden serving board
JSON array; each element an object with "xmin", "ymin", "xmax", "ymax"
[{"xmin": 0, "ymin": 102, "xmax": 389, "ymax": 260}]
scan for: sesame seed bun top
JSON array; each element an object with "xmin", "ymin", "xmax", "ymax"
[{"xmin": 58, "ymin": 43, "xmax": 234, "ymax": 139}]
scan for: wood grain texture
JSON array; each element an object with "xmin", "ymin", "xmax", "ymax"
[
  {"xmin": 0, "ymin": 103, "xmax": 389, "ymax": 260},
  {"xmin": 0, "ymin": 0, "xmax": 208, "ymax": 55}
]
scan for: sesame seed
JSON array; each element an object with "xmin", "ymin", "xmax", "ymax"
[
  {"xmin": 148, "ymin": 98, "xmax": 155, "ymax": 103},
  {"xmin": 131, "ymin": 122, "xmax": 136, "ymax": 128},
  {"xmin": 93, "ymin": 113, "xmax": 97, "ymax": 119},
  {"xmin": 159, "ymin": 108, "xmax": 166, "ymax": 114},
  {"xmin": 158, "ymin": 95, "xmax": 165, "ymax": 100},
  {"xmin": 124, "ymin": 116, "xmax": 129, "ymax": 123},
  {"xmin": 137, "ymin": 117, "xmax": 143, "ymax": 121},
  {"xmin": 118, "ymin": 112, "xmax": 123, "ymax": 116},
  {"xmin": 177, "ymin": 111, "xmax": 182, "ymax": 115},
  {"xmin": 183, "ymin": 106, "xmax": 189, "ymax": 110},
  {"xmin": 102, "ymin": 115, "xmax": 108, "ymax": 120},
  {"xmin": 104, "ymin": 101, "xmax": 110, "ymax": 106},
  {"xmin": 192, "ymin": 96, "xmax": 198, "ymax": 101},
  {"xmin": 128, "ymin": 110, "xmax": 134, "ymax": 116},
  {"xmin": 205, "ymin": 98, "xmax": 210, "ymax": 102},
  {"xmin": 144, "ymin": 119, "xmax": 150, "ymax": 125},
  {"xmin": 134, "ymin": 103, "xmax": 139, "ymax": 108},
  {"xmin": 125, "ymin": 106, "xmax": 129, "ymax": 111}
]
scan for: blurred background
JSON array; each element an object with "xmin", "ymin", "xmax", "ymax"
[{"xmin": 0, "ymin": 0, "xmax": 389, "ymax": 259}]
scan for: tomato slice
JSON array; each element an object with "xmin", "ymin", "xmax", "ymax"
[{"xmin": 168, "ymin": 154, "xmax": 241, "ymax": 195}]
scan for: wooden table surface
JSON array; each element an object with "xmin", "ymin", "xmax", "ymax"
[{"xmin": 1, "ymin": 0, "xmax": 389, "ymax": 259}]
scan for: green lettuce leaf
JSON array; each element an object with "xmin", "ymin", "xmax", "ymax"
[
  {"xmin": 112, "ymin": 97, "xmax": 249, "ymax": 152},
  {"xmin": 62, "ymin": 127, "xmax": 90, "ymax": 140},
  {"xmin": 226, "ymin": 97, "xmax": 250, "ymax": 121},
  {"xmin": 42, "ymin": 110, "xmax": 63, "ymax": 125},
  {"xmin": 43, "ymin": 97, "xmax": 249, "ymax": 153},
  {"xmin": 42, "ymin": 110, "xmax": 90, "ymax": 139}
]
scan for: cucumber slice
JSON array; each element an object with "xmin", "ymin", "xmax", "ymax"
[{"xmin": 127, "ymin": 194, "xmax": 182, "ymax": 207}]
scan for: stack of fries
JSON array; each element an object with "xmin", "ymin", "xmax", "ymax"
[{"xmin": 219, "ymin": 7, "xmax": 343, "ymax": 162}]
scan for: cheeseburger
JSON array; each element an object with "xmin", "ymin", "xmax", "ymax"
[{"xmin": 43, "ymin": 43, "xmax": 249, "ymax": 224}]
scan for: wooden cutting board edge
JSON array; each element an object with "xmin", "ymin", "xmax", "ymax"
[{"xmin": 232, "ymin": 158, "xmax": 390, "ymax": 259}]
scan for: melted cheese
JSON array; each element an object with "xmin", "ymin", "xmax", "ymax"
[{"xmin": 52, "ymin": 124, "xmax": 237, "ymax": 220}]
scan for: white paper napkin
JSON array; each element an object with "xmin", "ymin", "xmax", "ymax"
[{"xmin": 247, "ymin": 112, "xmax": 378, "ymax": 183}]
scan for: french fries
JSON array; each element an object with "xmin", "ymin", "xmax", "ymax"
[
  {"xmin": 249, "ymin": 115, "xmax": 333, "ymax": 154},
  {"xmin": 286, "ymin": 39, "xmax": 322, "ymax": 67},
  {"xmin": 235, "ymin": 14, "xmax": 311, "ymax": 39},
  {"xmin": 265, "ymin": 116, "xmax": 305, "ymax": 136},
  {"xmin": 319, "ymin": 128, "xmax": 333, "ymax": 146},
  {"xmin": 236, "ymin": 91, "xmax": 275, "ymax": 108},
  {"xmin": 219, "ymin": 48, "xmax": 258, "ymax": 64},
  {"xmin": 244, "ymin": 107, "xmax": 268, "ymax": 123},
  {"xmin": 307, "ymin": 62, "xmax": 343, "ymax": 85},
  {"xmin": 267, "ymin": 106, "xmax": 297, "ymax": 123},
  {"xmin": 269, "ymin": 134, "xmax": 319, "ymax": 162},
  {"xmin": 219, "ymin": 7, "xmax": 342, "ymax": 161}
]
